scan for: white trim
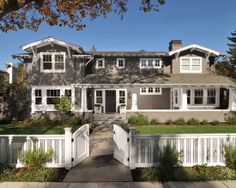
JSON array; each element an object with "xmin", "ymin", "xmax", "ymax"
[
  {"xmin": 140, "ymin": 87, "xmax": 162, "ymax": 95},
  {"xmin": 180, "ymin": 57, "xmax": 202, "ymax": 73},
  {"xmin": 116, "ymin": 58, "xmax": 125, "ymax": 69},
  {"xmin": 95, "ymin": 58, "xmax": 105, "ymax": 69},
  {"xmin": 139, "ymin": 58, "xmax": 162, "ymax": 69},
  {"xmin": 126, "ymin": 109, "xmax": 230, "ymax": 112},
  {"xmin": 31, "ymin": 86, "xmax": 72, "ymax": 113},
  {"xmin": 169, "ymin": 44, "xmax": 220, "ymax": 56},
  {"xmin": 40, "ymin": 52, "xmax": 66, "ymax": 73}
]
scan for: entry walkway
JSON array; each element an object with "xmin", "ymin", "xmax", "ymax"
[{"xmin": 63, "ymin": 122, "xmax": 133, "ymax": 182}]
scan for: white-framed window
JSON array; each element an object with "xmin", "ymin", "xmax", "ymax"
[
  {"xmin": 96, "ymin": 58, "xmax": 105, "ymax": 69},
  {"xmin": 207, "ymin": 89, "xmax": 216, "ymax": 105},
  {"xmin": 194, "ymin": 89, "xmax": 203, "ymax": 104},
  {"xmin": 139, "ymin": 58, "xmax": 162, "ymax": 69},
  {"xmin": 40, "ymin": 52, "xmax": 66, "ymax": 73},
  {"xmin": 35, "ymin": 89, "xmax": 42, "ymax": 105},
  {"xmin": 119, "ymin": 90, "xmax": 125, "ymax": 104},
  {"xmin": 95, "ymin": 90, "xmax": 103, "ymax": 104},
  {"xmin": 140, "ymin": 87, "xmax": 162, "ymax": 95},
  {"xmin": 180, "ymin": 57, "xmax": 202, "ymax": 73},
  {"xmin": 46, "ymin": 89, "xmax": 60, "ymax": 104},
  {"xmin": 65, "ymin": 89, "xmax": 72, "ymax": 100},
  {"xmin": 116, "ymin": 58, "xmax": 125, "ymax": 69}
]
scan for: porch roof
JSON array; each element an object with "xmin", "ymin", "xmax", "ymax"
[{"xmin": 78, "ymin": 73, "xmax": 236, "ymax": 87}]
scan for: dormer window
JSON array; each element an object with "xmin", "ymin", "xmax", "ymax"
[
  {"xmin": 140, "ymin": 58, "xmax": 162, "ymax": 69},
  {"xmin": 180, "ymin": 57, "xmax": 202, "ymax": 73},
  {"xmin": 40, "ymin": 52, "xmax": 65, "ymax": 73},
  {"xmin": 96, "ymin": 58, "xmax": 105, "ymax": 69},
  {"xmin": 117, "ymin": 58, "xmax": 125, "ymax": 69}
]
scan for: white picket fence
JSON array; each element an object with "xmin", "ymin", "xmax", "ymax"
[
  {"xmin": 0, "ymin": 124, "xmax": 90, "ymax": 169},
  {"xmin": 113, "ymin": 125, "xmax": 236, "ymax": 169}
]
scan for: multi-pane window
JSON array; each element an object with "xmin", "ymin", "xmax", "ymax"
[
  {"xmin": 187, "ymin": 90, "xmax": 191, "ymax": 104},
  {"xmin": 41, "ymin": 53, "xmax": 65, "ymax": 72},
  {"xmin": 180, "ymin": 57, "xmax": 202, "ymax": 73},
  {"xmin": 194, "ymin": 89, "xmax": 203, "ymax": 104},
  {"xmin": 117, "ymin": 58, "xmax": 125, "ymax": 69},
  {"xmin": 96, "ymin": 90, "xmax": 103, "ymax": 104},
  {"xmin": 46, "ymin": 89, "xmax": 60, "ymax": 104},
  {"xmin": 96, "ymin": 58, "xmax": 105, "ymax": 68},
  {"xmin": 119, "ymin": 90, "xmax": 125, "ymax": 104},
  {"xmin": 35, "ymin": 89, "xmax": 42, "ymax": 105},
  {"xmin": 140, "ymin": 87, "xmax": 162, "ymax": 95},
  {"xmin": 140, "ymin": 58, "xmax": 162, "ymax": 68},
  {"xmin": 65, "ymin": 89, "xmax": 72, "ymax": 100},
  {"xmin": 174, "ymin": 89, "xmax": 179, "ymax": 106},
  {"xmin": 207, "ymin": 89, "xmax": 216, "ymax": 104}
]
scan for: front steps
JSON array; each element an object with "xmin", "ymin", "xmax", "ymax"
[{"xmin": 92, "ymin": 113, "xmax": 127, "ymax": 127}]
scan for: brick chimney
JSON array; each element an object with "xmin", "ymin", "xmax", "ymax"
[{"xmin": 169, "ymin": 40, "xmax": 182, "ymax": 51}]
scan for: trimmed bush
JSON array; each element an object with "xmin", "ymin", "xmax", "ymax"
[
  {"xmin": 174, "ymin": 117, "xmax": 186, "ymax": 125},
  {"xmin": 201, "ymin": 119, "xmax": 208, "ymax": 125},
  {"xmin": 165, "ymin": 119, "xmax": 173, "ymax": 125},
  {"xmin": 187, "ymin": 118, "xmax": 200, "ymax": 125},
  {"xmin": 128, "ymin": 114, "xmax": 149, "ymax": 126},
  {"xmin": 141, "ymin": 168, "xmax": 159, "ymax": 182},
  {"xmin": 224, "ymin": 143, "xmax": 236, "ymax": 170},
  {"xmin": 225, "ymin": 116, "xmax": 236, "ymax": 124},
  {"xmin": 211, "ymin": 120, "xmax": 220, "ymax": 126},
  {"xmin": 67, "ymin": 115, "xmax": 81, "ymax": 126},
  {"xmin": 150, "ymin": 118, "xmax": 160, "ymax": 125}
]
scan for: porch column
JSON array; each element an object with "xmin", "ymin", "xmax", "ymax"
[
  {"xmin": 180, "ymin": 89, "xmax": 188, "ymax": 111},
  {"xmin": 228, "ymin": 88, "xmax": 236, "ymax": 111},
  {"xmin": 131, "ymin": 93, "xmax": 138, "ymax": 111},
  {"xmin": 81, "ymin": 87, "xmax": 88, "ymax": 112}
]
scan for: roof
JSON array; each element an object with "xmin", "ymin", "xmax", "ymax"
[
  {"xmin": 169, "ymin": 44, "xmax": 220, "ymax": 56},
  {"xmin": 78, "ymin": 73, "xmax": 236, "ymax": 87},
  {"xmin": 21, "ymin": 37, "xmax": 84, "ymax": 53},
  {"xmin": 88, "ymin": 51, "xmax": 168, "ymax": 57}
]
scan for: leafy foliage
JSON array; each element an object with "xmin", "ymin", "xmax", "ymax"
[
  {"xmin": 225, "ymin": 115, "xmax": 236, "ymax": 124},
  {"xmin": 0, "ymin": 0, "xmax": 165, "ymax": 32},
  {"xmin": 128, "ymin": 114, "xmax": 149, "ymax": 126},
  {"xmin": 55, "ymin": 95, "xmax": 71, "ymax": 114},
  {"xmin": 224, "ymin": 142, "xmax": 236, "ymax": 170},
  {"xmin": 187, "ymin": 118, "xmax": 200, "ymax": 125},
  {"xmin": 211, "ymin": 120, "xmax": 220, "ymax": 126},
  {"xmin": 150, "ymin": 118, "xmax": 160, "ymax": 125},
  {"xmin": 165, "ymin": 119, "xmax": 173, "ymax": 125},
  {"xmin": 141, "ymin": 168, "xmax": 159, "ymax": 182},
  {"xmin": 174, "ymin": 117, "xmax": 186, "ymax": 125}
]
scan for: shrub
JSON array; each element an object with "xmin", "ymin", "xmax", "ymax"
[
  {"xmin": 225, "ymin": 116, "xmax": 236, "ymax": 124},
  {"xmin": 17, "ymin": 149, "xmax": 53, "ymax": 171},
  {"xmin": 141, "ymin": 168, "xmax": 158, "ymax": 182},
  {"xmin": 67, "ymin": 115, "xmax": 81, "ymax": 126},
  {"xmin": 224, "ymin": 142, "xmax": 236, "ymax": 170},
  {"xmin": 55, "ymin": 95, "xmax": 71, "ymax": 113},
  {"xmin": 201, "ymin": 119, "xmax": 208, "ymax": 125},
  {"xmin": 214, "ymin": 166, "xmax": 236, "ymax": 180},
  {"xmin": 158, "ymin": 143, "xmax": 181, "ymax": 180},
  {"xmin": 174, "ymin": 117, "xmax": 186, "ymax": 125},
  {"xmin": 165, "ymin": 119, "xmax": 173, "ymax": 125},
  {"xmin": 211, "ymin": 120, "xmax": 220, "ymax": 126},
  {"xmin": 128, "ymin": 114, "xmax": 149, "ymax": 126},
  {"xmin": 150, "ymin": 118, "xmax": 160, "ymax": 125},
  {"xmin": 84, "ymin": 117, "xmax": 92, "ymax": 124},
  {"xmin": 187, "ymin": 118, "xmax": 200, "ymax": 125},
  {"xmin": 192, "ymin": 164, "xmax": 210, "ymax": 180}
]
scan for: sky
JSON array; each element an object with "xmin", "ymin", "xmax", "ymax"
[{"xmin": 0, "ymin": 0, "xmax": 236, "ymax": 70}]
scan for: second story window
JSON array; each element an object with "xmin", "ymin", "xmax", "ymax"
[
  {"xmin": 96, "ymin": 58, "xmax": 105, "ymax": 69},
  {"xmin": 180, "ymin": 57, "xmax": 202, "ymax": 73},
  {"xmin": 41, "ymin": 52, "xmax": 66, "ymax": 73},
  {"xmin": 140, "ymin": 58, "xmax": 162, "ymax": 69},
  {"xmin": 117, "ymin": 58, "xmax": 125, "ymax": 69}
]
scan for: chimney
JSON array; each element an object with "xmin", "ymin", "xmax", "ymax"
[{"xmin": 169, "ymin": 40, "xmax": 182, "ymax": 51}]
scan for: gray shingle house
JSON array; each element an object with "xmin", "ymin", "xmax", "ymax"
[{"xmin": 13, "ymin": 37, "xmax": 236, "ymax": 122}]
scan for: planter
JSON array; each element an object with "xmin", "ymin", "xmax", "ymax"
[
  {"xmin": 119, "ymin": 105, "xmax": 126, "ymax": 114},
  {"xmin": 94, "ymin": 104, "xmax": 102, "ymax": 114}
]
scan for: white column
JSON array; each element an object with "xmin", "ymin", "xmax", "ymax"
[
  {"xmin": 64, "ymin": 127, "xmax": 72, "ymax": 169},
  {"xmin": 81, "ymin": 87, "xmax": 88, "ymax": 112},
  {"xmin": 228, "ymin": 88, "xmax": 236, "ymax": 111},
  {"xmin": 180, "ymin": 89, "xmax": 188, "ymax": 111},
  {"xmin": 71, "ymin": 85, "xmax": 75, "ymax": 112},
  {"xmin": 131, "ymin": 93, "xmax": 138, "ymax": 111}
]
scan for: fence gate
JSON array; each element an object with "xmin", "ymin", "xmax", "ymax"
[
  {"xmin": 113, "ymin": 124, "xmax": 129, "ymax": 166},
  {"xmin": 72, "ymin": 124, "xmax": 90, "ymax": 166}
]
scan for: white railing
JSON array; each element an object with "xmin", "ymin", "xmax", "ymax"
[
  {"xmin": 114, "ymin": 125, "xmax": 236, "ymax": 169},
  {"xmin": 0, "ymin": 124, "xmax": 90, "ymax": 169}
]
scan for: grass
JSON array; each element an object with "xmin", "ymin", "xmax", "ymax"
[
  {"xmin": 136, "ymin": 125, "xmax": 236, "ymax": 134},
  {"xmin": 0, "ymin": 119, "xmax": 81, "ymax": 134}
]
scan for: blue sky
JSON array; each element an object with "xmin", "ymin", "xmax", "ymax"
[{"xmin": 0, "ymin": 0, "xmax": 236, "ymax": 70}]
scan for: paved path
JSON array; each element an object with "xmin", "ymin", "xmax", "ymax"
[
  {"xmin": 1, "ymin": 181, "xmax": 236, "ymax": 188},
  {"xmin": 63, "ymin": 123, "xmax": 133, "ymax": 182}
]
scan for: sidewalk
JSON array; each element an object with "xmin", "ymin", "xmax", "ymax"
[{"xmin": 1, "ymin": 181, "xmax": 236, "ymax": 188}]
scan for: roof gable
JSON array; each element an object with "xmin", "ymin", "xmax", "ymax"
[
  {"xmin": 21, "ymin": 37, "xmax": 84, "ymax": 53},
  {"xmin": 169, "ymin": 44, "xmax": 220, "ymax": 56}
]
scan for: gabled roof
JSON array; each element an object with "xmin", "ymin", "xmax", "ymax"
[
  {"xmin": 169, "ymin": 44, "xmax": 220, "ymax": 56},
  {"xmin": 21, "ymin": 37, "xmax": 84, "ymax": 53}
]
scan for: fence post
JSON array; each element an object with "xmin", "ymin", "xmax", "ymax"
[
  {"xmin": 129, "ymin": 127, "xmax": 136, "ymax": 169},
  {"xmin": 64, "ymin": 127, "xmax": 72, "ymax": 170}
]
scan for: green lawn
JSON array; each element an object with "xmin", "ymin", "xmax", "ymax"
[
  {"xmin": 136, "ymin": 125, "xmax": 236, "ymax": 134},
  {"xmin": 0, "ymin": 120, "xmax": 81, "ymax": 134}
]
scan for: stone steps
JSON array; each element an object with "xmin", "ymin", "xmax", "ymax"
[{"xmin": 92, "ymin": 114, "xmax": 127, "ymax": 126}]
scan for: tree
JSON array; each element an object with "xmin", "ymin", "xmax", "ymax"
[
  {"xmin": 227, "ymin": 30, "xmax": 236, "ymax": 69},
  {"xmin": 0, "ymin": 0, "xmax": 165, "ymax": 32}
]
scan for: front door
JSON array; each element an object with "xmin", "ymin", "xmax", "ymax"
[{"xmin": 106, "ymin": 90, "xmax": 116, "ymax": 113}]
